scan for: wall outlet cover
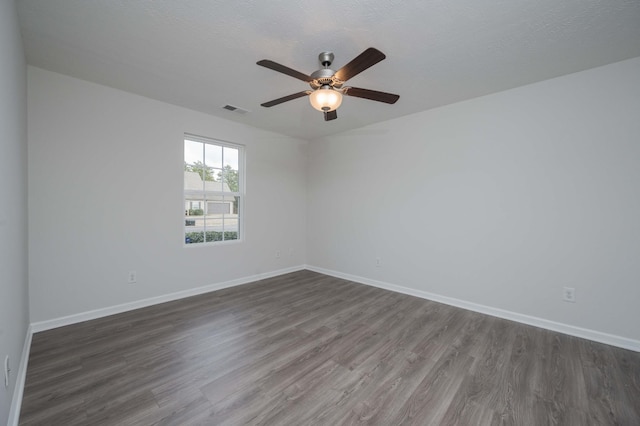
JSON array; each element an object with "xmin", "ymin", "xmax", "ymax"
[{"xmin": 563, "ymin": 287, "xmax": 576, "ymax": 303}]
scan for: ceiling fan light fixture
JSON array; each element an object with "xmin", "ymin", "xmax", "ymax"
[
  {"xmin": 258, "ymin": 48, "xmax": 399, "ymax": 120},
  {"xmin": 309, "ymin": 86, "xmax": 342, "ymax": 112}
]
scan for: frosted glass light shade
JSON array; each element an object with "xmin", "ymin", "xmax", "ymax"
[{"xmin": 309, "ymin": 87, "xmax": 343, "ymax": 112}]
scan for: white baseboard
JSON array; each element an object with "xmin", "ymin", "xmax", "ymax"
[
  {"xmin": 305, "ymin": 265, "xmax": 640, "ymax": 353},
  {"xmin": 7, "ymin": 325, "xmax": 33, "ymax": 426},
  {"xmin": 31, "ymin": 265, "xmax": 305, "ymax": 333}
]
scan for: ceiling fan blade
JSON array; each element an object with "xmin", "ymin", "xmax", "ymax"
[
  {"xmin": 260, "ymin": 91, "xmax": 310, "ymax": 108},
  {"xmin": 334, "ymin": 48, "xmax": 386, "ymax": 82},
  {"xmin": 343, "ymin": 87, "xmax": 400, "ymax": 104},
  {"xmin": 257, "ymin": 60, "xmax": 313, "ymax": 82},
  {"xmin": 324, "ymin": 110, "xmax": 338, "ymax": 121}
]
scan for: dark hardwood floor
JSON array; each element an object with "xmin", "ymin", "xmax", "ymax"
[{"xmin": 19, "ymin": 270, "xmax": 640, "ymax": 425}]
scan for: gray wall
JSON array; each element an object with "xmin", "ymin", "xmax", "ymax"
[
  {"xmin": 307, "ymin": 57, "xmax": 640, "ymax": 345},
  {"xmin": 27, "ymin": 66, "xmax": 308, "ymax": 323},
  {"xmin": 27, "ymin": 57, "xmax": 640, "ymax": 348},
  {"xmin": 0, "ymin": 0, "xmax": 29, "ymax": 423}
]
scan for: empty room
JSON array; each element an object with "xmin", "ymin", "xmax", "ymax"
[{"xmin": 2, "ymin": 0, "xmax": 640, "ymax": 425}]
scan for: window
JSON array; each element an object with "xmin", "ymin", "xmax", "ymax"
[{"xmin": 183, "ymin": 134, "xmax": 243, "ymax": 244}]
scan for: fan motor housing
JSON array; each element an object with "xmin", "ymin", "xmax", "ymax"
[
  {"xmin": 311, "ymin": 70, "xmax": 346, "ymax": 89},
  {"xmin": 310, "ymin": 68, "xmax": 335, "ymax": 89}
]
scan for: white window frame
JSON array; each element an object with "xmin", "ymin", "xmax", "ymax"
[{"xmin": 183, "ymin": 133, "xmax": 245, "ymax": 246}]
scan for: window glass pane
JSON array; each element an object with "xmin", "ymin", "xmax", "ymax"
[
  {"xmin": 223, "ymin": 196, "xmax": 240, "ymax": 241},
  {"xmin": 223, "ymin": 147, "xmax": 239, "ymax": 192},
  {"xmin": 205, "ymin": 144, "xmax": 223, "ymax": 169},
  {"xmin": 185, "ymin": 200, "xmax": 204, "ymax": 216},
  {"xmin": 184, "ymin": 140, "xmax": 203, "ymax": 165},
  {"xmin": 187, "ymin": 164, "xmax": 210, "ymax": 183},
  {"xmin": 203, "ymin": 231, "xmax": 223, "ymax": 242},
  {"xmin": 184, "ymin": 139, "xmax": 205, "ymax": 181},
  {"xmin": 205, "ymin": 169, "xmax": 223, "ymax": 193},
  {"xmin": 184, "ymin": 174, "xmax": 203, "ymax": 195},
  {"xmin": 207, "ymin": 202, "xmax": 230, "ymax": 214},
  {"xmin": 223, "ymin": 147, "xmax": 238, "ymax": 169},
  {"xmin": 221, "ymin": 168, "xmax": 239, "ymax": 193},
  {"xmin": 185, "ymin": 231, "xmax": 204, "ymax": 244},
  {"xmin": 206, "ymin": 211, "xmax": 223, "ymax": 233},
  {"xmin": 232, "ymin": 195, "xmax": 240, "ymax": 215}
]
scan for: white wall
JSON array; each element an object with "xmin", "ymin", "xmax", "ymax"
[
  {"xmin": 28, "ymin": 66, "xmax": 307, "ymax": 323},
  {"xmin": 0, "ymin": 0, "xmax": 29, "ymax": 423},
  {"xmin": 25, "ymin": 52, "xmax": 640, "ymax": 348},
  {"xmin": 307, "ymin": 57, "xmax": 640, "ymax": 344}
]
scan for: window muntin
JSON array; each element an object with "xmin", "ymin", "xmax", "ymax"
[{"xmin": 184, "ymin": 135, "xmax": 243, "ymax": 245}]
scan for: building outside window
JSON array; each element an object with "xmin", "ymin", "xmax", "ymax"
[{"xmin": 183, "ymin": 134, "xmax": 243, "ymax": 244}]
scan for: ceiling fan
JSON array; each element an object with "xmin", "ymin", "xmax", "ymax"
[{"xmin": 257, "ymin": 48, "xmax": 400, "ymax": 121}]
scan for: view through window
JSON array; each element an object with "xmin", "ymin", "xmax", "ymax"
[{"xmin": 184, "ymin": 135, "xmax": 243, "ymax": 244}]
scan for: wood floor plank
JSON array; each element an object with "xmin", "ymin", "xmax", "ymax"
[
  {"xmin": 389, "ymin": 350, "xmax": 476, "ymax": 425},
  {"xmin": 19, "ymin": 270, "xmax": 640, "ymax": 425},
  {"xmin": 296, "ymin": 341, "xmax": 415, "ymax": 425}
]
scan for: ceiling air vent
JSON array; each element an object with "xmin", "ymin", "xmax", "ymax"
[{"xmin": 222, "ymin": 104, "xmax": 250, "ymax": 114}]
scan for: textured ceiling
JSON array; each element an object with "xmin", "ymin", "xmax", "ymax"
[{"xmin": 17, "ymin": 0, "xmax": 640, "ymax": 140}]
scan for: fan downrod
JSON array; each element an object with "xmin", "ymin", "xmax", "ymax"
[{"xmin": 318, "ymin": 52, "xmax": 334, "ymax": 67}]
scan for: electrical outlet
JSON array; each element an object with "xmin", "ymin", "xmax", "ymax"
[
  {"xmin": 563, "ymin": 287, "xmax": 576, "ymax": 303},
  {"xmin": 276, "ymin": 250, "xmax": 281, "ymax": 259},
  {"xmin": 4, "ymin": 355, "xmax": 9, "ymax": 387},
  {"xmin": 375, "ymin": 257, "xmax": 381, "ymax": 267},
  {"xmin": 128, "ymin": 270, "xmax": 137, "ymax": 284}
]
